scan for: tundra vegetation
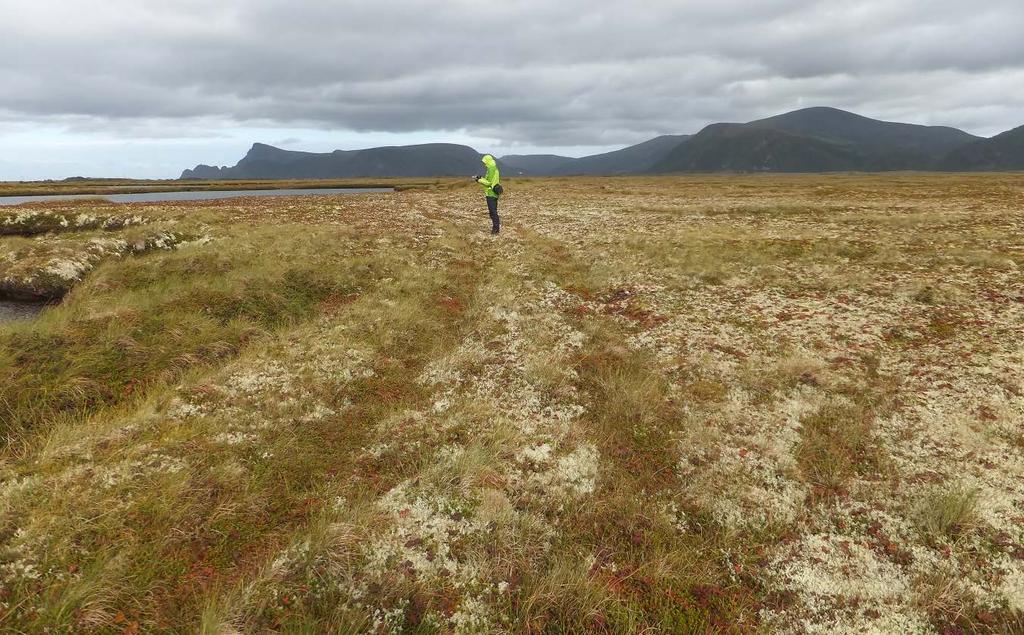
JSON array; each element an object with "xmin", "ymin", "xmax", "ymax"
[{"xmin": 0, "ymin": 175, "xmax": 1022, "ymax": 634}]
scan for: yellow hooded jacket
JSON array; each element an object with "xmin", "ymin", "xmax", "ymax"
[{"xmin": 476, "ymin": 155, "xmax": 500, "ymax": 199}]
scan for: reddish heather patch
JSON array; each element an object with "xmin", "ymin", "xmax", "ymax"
[
  {"xmin": 437, "ymin": 295, "xmax": 464, "ymax": 315},
  {"xmin": 317, "ymin": 292, "xmax": 360, "ymax": 315}
]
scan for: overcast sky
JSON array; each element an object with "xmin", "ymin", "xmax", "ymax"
[{"xmin": 2, "ymin": 0, "xmax": 1023, "ymax": 179}]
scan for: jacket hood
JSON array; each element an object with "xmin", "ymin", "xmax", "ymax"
[{"xmin": 481, "ymin": 154, "xmax": 496, "ymax": 167}]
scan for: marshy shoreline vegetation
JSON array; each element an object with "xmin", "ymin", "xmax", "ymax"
[
  {"xmin": 0, "ymin": 174, "xmax": 1022, "ymax": 633},
  {"xmin": 0, "ymin": 177, "xmax": 442, "ymax": 198}
]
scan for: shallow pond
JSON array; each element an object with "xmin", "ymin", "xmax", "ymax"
[
  {"xmin": 0, "ymin": 300, "xmax": 48, "ymax": 322},
  {"xmin": 0, "ymin": 187, "xmax": 393, "ymax": 206}
]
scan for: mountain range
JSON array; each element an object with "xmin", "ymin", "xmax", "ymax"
[
  {"xmin": 181, "ymin": 143, "xmax": 493, "ymax": 179},
  {"xmin": 651, "ymin": 108, "xmax": 979, "ymax": 173},
  {"xmin": 502, "ymin": 135, "xmax": 690, "ymax": 175},
  {"xmin": 180, "ymin": 108, "xmax": 1024, "ymax": 179}
]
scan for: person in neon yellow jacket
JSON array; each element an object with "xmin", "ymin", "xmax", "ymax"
[{"xmin": 475, "ymin": 154, "xmax": 501, "ymax": 234}]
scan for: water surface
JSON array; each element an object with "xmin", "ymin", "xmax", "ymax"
[
  {"xmin": 0, "ymin": 187, "xmax": 393, "ymax": 206},
  {"xmin": 0, "ymin": 300, "xmax": 48, "ymax": 322}
]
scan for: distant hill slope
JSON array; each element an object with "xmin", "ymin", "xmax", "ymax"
[
  {"xmin": 937, "ymin": 125, "xmax": 1024, "ymax": 171},
  {"xmin": 560, "ymin": 135, "xmax": 691, "ymax": 175},
  {"xmin": 500, "ymin": 135, "xmax": 689, "ymax": 176},
  {"xmin": 500, "ymin": 154, "xmax": 575, "ymax": 175},
  {"xmin": 652, "ymin": 107, "xmax": 982, "ymax": 173},
  {"xmin": 749, "ymin": 107, "xmax": 979, "ymax": 158},
  {"xmin": 181, "ymin": 143, "xmax": 494, "ymax": 179},
  {"xmin": 652, "ymin": 123, "xmax": 868, "ymax": 173}
]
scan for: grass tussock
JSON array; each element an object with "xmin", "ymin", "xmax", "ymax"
[
  {"xmin": 795, "ymin": 401, "xmax": 887, "ymax": 496},
  {"xmin": 577, "ymin": 338, "xmax": 681, "ymax": 489},
  {"xmin": 914, "ymin": 486, "xmax": 982, "ymax": 540}
]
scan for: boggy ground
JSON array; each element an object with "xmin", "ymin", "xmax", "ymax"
[
  {"xmin": 0, "ymin": 177, "xmax": 422, "ymax": 197},
  {"xmin": 1, "ymin": 175, "xmax": 1022, "ymax": 634}
]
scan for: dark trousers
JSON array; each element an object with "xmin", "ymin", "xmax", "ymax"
[{"xmin": 486, "ymin": 196, "xmax": 500, "ymax": 233}]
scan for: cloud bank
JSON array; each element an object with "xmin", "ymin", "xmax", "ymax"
[{"xmin": 1, "ymin": 0, "xmax": 1022, "ymax": 176}]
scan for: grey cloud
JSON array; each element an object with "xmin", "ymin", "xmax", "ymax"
[{"xmin": 2, "ymin": 0, "xmax": 1023, "ymax": 147}]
